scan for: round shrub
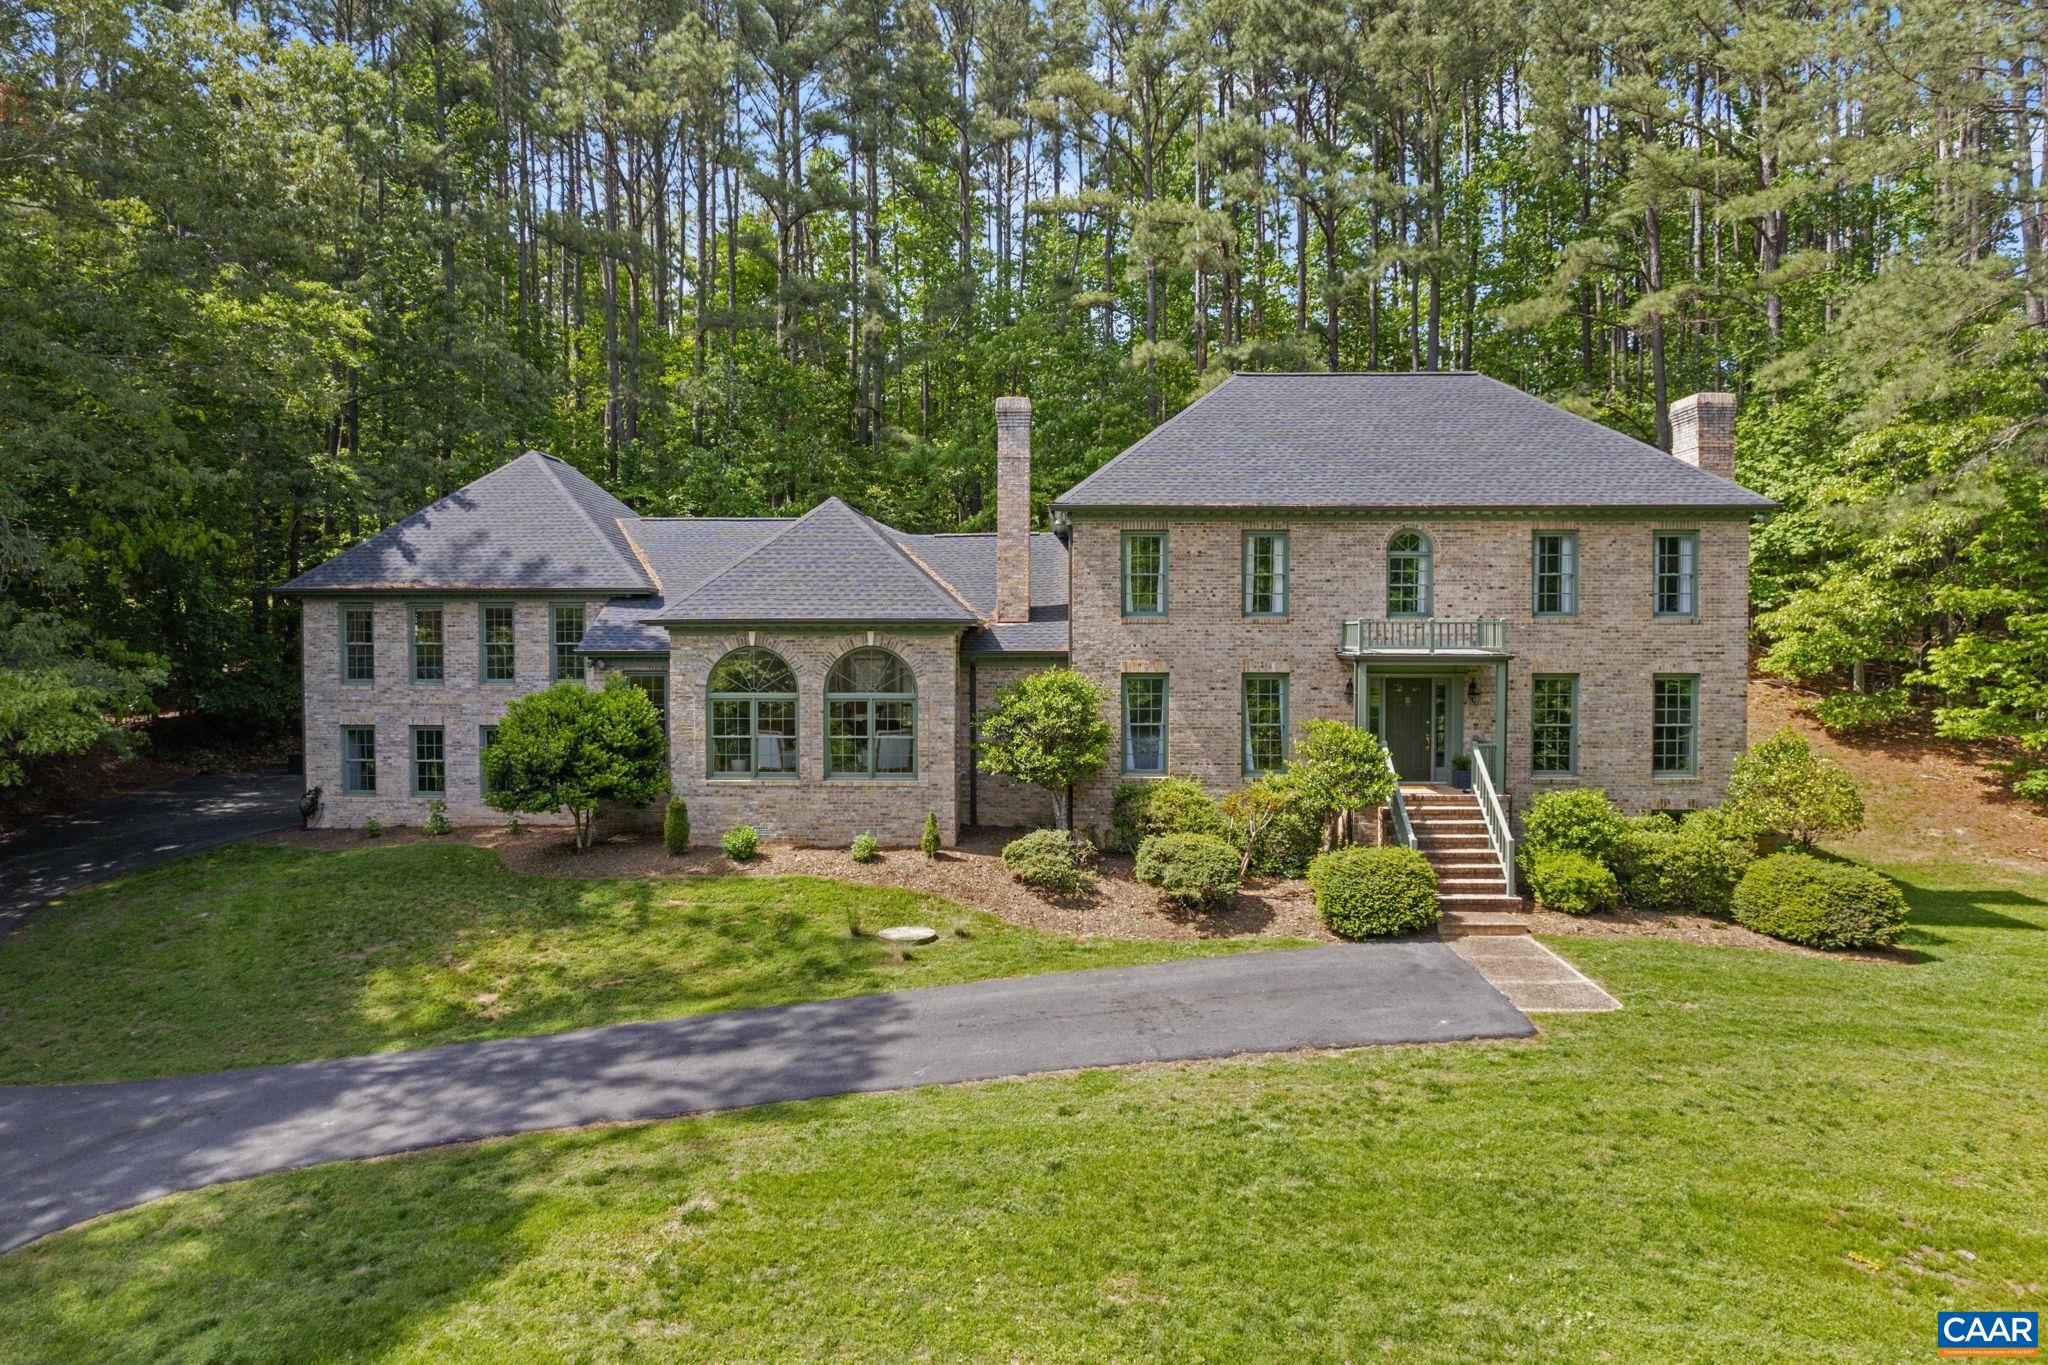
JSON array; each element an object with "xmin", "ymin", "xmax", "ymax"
[
  {"xmin": 1526, "ymin": 848, "xmax": 1619, "ymax": 915},
  {"xmin": 1002, "ymin": 829, "xmax": 1096, "ymax": 894},
  {"xmin": 1617, "ymin": 821, "xmax": 1754, "ymax": 917},
  {"xmin": 1731, "ymin": 852, "xmax": 1908, "ymax": 949},
  {"xmin": 1111, "ymin": 776, "xmax": 1224, "ymax": 850},
  {"xmin": 1133, "ymin": 832, "xmax": 1241, "ymax": 909},
  {"xmin": 1306, "ymin": 846, "xmax": 1439, "ymax": 938},
  {"xmin": 721, "ymin": 825, "xmax": 758, "ymax": 861},
  {"xmin": 850, "ymin": 832, "xmax": 880, "ymax": 863},
  {"xmin": 1521, "ymin": 788, "xmax": 1630, "ymax": 868}
]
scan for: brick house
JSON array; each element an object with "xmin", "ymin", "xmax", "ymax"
[{"xmin": 284, "ymin": 372, "xmax": 1771, "ymax": 883}]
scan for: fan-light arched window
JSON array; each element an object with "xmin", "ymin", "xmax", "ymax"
[
  {"xmin": 708, "ymin": 647, "xmax": 797, "ymax": 778},
  {"xmin": 826, "ymin": 648, "xmax": 916, "ymax": 778},
  {"xmin": 1386, "ymin": 530, "xmax": 1433, "ymax": 617}
]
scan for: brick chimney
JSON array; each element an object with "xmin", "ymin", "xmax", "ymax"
[
  {"xmin": 995, "ymin": 396, "xmax": 1032, "ymax": 624},
  {"xmin": 1670, "ymin": 392, "xmax": 1737, "ymax": 480}
]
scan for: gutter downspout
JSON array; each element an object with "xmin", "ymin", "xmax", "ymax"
[{"xmin": 967, "ymin": 657, "xmax": 978, "ymax": 830}]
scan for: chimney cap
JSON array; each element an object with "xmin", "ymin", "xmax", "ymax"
[{"xmin": 996, "ymin": 395, "xmax": 1031, "ymax": 413}]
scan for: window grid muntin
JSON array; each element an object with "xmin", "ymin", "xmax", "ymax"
[
  {"xmin": 341, "ymin": 725, "xmax": 377, "ymax": 794},
  {"xmin": 707, "ymin": 648, "xmax": 798, "ymax": 779},
  {"xmin": 342, "ymin": 604, "xmax": 376, "ymax": 683},
  {"xmin": 411, "ymin": 725, "xmax": 446, "ymax": 795},
  {"xmin": 1242, "ymin": 674, "xmax": 1287, "ymax": 774},
  {"xmin": 1654, "ymin": 532, "xmax": 1698, "ymax": 617},
  {"xmin": 1243, "ymin": 532, "xmax": 1288, "ymax": 617},
  {"xmin": 481, "ymin": 604, "xmax": 516, "ymax": 682},
  {"xmin": 1387, "ymin": 530, "xmax": 1433, "ymax": 617},
  {"xmin": 1122, "ymin": 674, "xmax": 1168, "ymax": 774},
  {"xmin": 1533, "ymin": 532, "xmax": 1578, "ymax": 616},
  {"xmin": 410, "ymin": 605, "xmax": 445, "ymax": 683},
  {"xmin": 552, "ymin": 605, "xmax": 587, "ymax": 680},
  {"xmin": 1652, "ymin": 675, "xmax": 1698, "ymax": 774},
  {"xmin": 1122, "ymin": 532, "xmax": 1166, "ymax": 617},
  {"xmin": 1531, "ymin": 674, "xmax": 1578, "ymax": 775},
  {"xmin": 825, "ymin": 649, "xmax": 916, "ymax": 778}
]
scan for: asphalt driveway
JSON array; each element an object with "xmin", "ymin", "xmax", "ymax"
[
  {"xmin": 0, "ymin": 942, "xmax": 1532, "ymax": 1252},
  {"xmin": 0, "ymin": 771, "xmax": 303, "ymax": 937}
]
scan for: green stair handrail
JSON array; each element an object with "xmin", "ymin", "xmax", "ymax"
[{"xmin": 1468, "ymin": 745, "xmax": 1516, "ymax": 897}]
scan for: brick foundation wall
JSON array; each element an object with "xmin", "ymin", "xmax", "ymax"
[{"xmin": 1062, "ymin": 515, "xmax": 1751, "ymax": 828}]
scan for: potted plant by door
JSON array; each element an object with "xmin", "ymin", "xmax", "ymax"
[{"xmin": 1450, "ymin": 752, "xmax": 1473, "ymax": 791}]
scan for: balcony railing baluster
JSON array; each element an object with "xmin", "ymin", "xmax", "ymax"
[{"xmin": 1337, "ymin": 618, "xmax": 1509, "ymax": 655}]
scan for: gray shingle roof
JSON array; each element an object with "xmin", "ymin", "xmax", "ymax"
[
  {"xmin": 648, "ymin": 498, "xmax": 979, "ymax": 626},
  {"xmin": 1051, "ymin": 372, "xmax": 1775, "ymax": 513},
  {"xmin": 279, "ymin": 452, "xmax": 656, "ymax": 594},
  {"xmin": 580, "ymin": 519, "xmax": 785, "ymax": 652},
  {"xmin": 890, "ymin": 532, "xmax": 1070, "ymax": 654}
]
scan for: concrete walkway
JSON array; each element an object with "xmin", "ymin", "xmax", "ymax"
[
  {"xmin": 1448, "ymin": 935, "xmax": 1623, "ymax": 1012},
  {"xmin": 0, "ymin": 942, "xmax": 1531, "ymax": 1252},
  {"xmin": 0, "ymin": 771, "xmax": 303, "ymax": 937}
]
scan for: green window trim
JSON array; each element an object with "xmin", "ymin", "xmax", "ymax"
[
  {"xmin": 1242, "ymin": 673, "xmax": 1289, "ymax": 775},
  {"xmin": 708, "ymin": 647, "xmax": 799, "ymax": 780},
  {"xmin": 1386, "ymin": 529, "xmax": 1433, "ymax": 618},
  {"xmin": 1532, "ymin": 531, "xmax": 1579, "ymax": 617},
  {"xmin": 1121, "ymin": 673, "xmax": 1168, "ymax": 774},
  {"xmin": 480, "ymin": 603, "xmax": 517, "ymax": 683},
  {"xmin": 552, "ymin": 605, "xmax": 587, "ymax": 680},
  {"xmin": 479, "ymin": 724, "xmax": 498, "ymax": 794},
  {"xmin": 1651, "ymin": 674, "xmax": 1699, "ymax": 776},
  {"xmin": 340, "ymin": 725, "xmax": 377, "ymax": 795},
  {"xmin": 1530, "ymin": 674, "xmax": 1578, "ymax": 776},
  {"xmin": 340, "ymin": 602, "xmax": 376, "ymax": 684},
  {"xmin": 824, "ymin": 648, "xmax": 917, "ymax": 779},
  {"xmin": 1242, "ymin": 532, "xmax": 1289, "ymax": 617},
  {"xmin": 1121, "ymin": 531, "xmax": 1167, "ymax": 617},
  {"xmin": 1653, "ymin": 531, "xmax": 1700, "ymax": 618},
  {"xmin": 409, "ymin": 725, "xmax": 446, "ymax": 795},
  {"xmin": 408, "ymin": 604, "xmax": 445, "ymax": 684}
]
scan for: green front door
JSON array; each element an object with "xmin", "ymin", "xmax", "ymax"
[{"xmin": 1384, "ymin": 678, "xmax": 1434, "ymax": 781}]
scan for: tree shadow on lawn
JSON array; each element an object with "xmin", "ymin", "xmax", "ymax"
[{"xmin": 1883, "ymin": 869, "xmax": 2046, "ymax": 958}]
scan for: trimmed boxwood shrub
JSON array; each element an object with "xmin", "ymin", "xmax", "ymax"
[
  {"xmin": 1526, "ymin": 848, "xmax": 1619, "ymax": 915},
  {"xmin": 1307, "ymin": 846, "xmax": 1439, "ymax": 938},
  {"xmin": 663, "ymin": 799, "xmax": 690, "ymax": 856},
  {"xmin": 1111, "ymin": 776, "xmax": 1224, "ymax": 850},
  {"xmin": 721, "ymin": 825, "xmax": 758, "ymax": 861},
  {"xmin": 1134, "ymin": 832, "xmax": 1241, "ymax": 908},
  {"xmin": 1617, "ymin": 819, "xmax": 1754, "ymax": 917},
  {"xmin": 1002, "ymin": 829, "xmax": 1096, "ymax": 894},
  {"xmin": 1520, "ymin": 787, "xmax": 1630, "ymax": 868},
  {"xmin": 1731, "ymin": 852, "xmax": 1909, "ymax": 949},
  {"xmin": 850, "ymin": 832, "xmax": 880, "ymax": 863}
]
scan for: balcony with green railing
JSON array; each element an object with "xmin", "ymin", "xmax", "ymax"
[{"xmin": 1338, "ymin": 618, "xmax": 1508, "ymax": 657}]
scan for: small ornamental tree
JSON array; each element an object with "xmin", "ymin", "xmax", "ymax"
[
  {"xmin": 1725, "ymin": 727, "xmax": 1865, "ymax": 849},
  {"xmin": 1287, "ymin": 720, "xmax": 1396, "ymax": 847},
  {"xmin": 481, "ymin": 678, "xmax": 669, "ymax": 851},
  {"xmin": 975, "ymin": 668, "xmax": 1113, "ymax": 829}
]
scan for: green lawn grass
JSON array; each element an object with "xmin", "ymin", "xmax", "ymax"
[
  {"xmin": 2, "ymin": 853, "xmax": 2043, "ymax": 1360},
  {"xmin": 0, "ymin": 843, "xmax": 1275, "ymax": 1084}
]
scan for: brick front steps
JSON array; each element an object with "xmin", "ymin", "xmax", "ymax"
[{"xmin": 1401, "ymin": 784, "xmax": 1528, "ymax": 931}]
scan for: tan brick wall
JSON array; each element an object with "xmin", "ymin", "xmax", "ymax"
[
  {"xmin": 956, "ymin": 656, "xmax": 1067, "ymax": 831},
  {"xmin": 666, "ymin": 628, "xmax": 959, "ymax": 848},
  {"xmin": 1063, "ymin": 516, "xmax": 1751, "ymax": 827},
  {"xmin": 301, "ymin": 597, "xmax": 607, "ymax": 828}
]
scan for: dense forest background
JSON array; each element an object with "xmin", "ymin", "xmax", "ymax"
[{"xmin": 2, "ymin": 0, "xmax": 2044, "ymax": 798}]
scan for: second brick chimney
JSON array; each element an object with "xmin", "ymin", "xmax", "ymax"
[
  {"xmin": 1670, "ymin": 392, "xmax": 1737, "ymax": 481},
  {"xmin": 995, "ymin": 396, "xmax": 1032, "ymax": 624}
]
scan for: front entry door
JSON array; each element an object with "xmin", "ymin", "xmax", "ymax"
[{"xmin": 1384, "ymin": 678, "xmax": 1434, "ymax": 781}]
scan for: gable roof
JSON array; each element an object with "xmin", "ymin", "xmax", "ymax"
[
  {"xmin": 578, "ymin": 518, "xmax": 785, "ymax": 652},
  {"xmin": 1051, "ymin": 372, "xmax": 1775, "ymax": 514},
  {"xmin": 890, "ymin": 531, "xmax": 1070, "ymax": 654},
  {"xmin": 280, "ymin": 452, "xmax": 656, "ymax": 594},
  {"xmin": 648, "ymin": 497, "xmax": 978, "ymax": 626}
]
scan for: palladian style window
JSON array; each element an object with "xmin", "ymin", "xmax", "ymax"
[
  {"xmin": 1386, "ymin": 531, "xmax": 1433, "ymax": 617},
  {"xmin": 708, "ymin": 647, "xmax": 797, "ymax": 779},
  {"xmin": 826, "ymin": 648, "xmax": 916, "ymax": 778}
]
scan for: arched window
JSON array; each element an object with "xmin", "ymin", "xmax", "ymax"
[
  {"xmin": 826, "ymin": 648, "xmax": 916, "ymax": 778},
  {"xmin": 708, "ymin": 647, "xmax": 797, "ymax": 778},
  {"xmin": 1386, "ymin": 530, "xmax": 1433, "ymax": 617}
]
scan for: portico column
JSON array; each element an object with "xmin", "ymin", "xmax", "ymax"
[{"xmin": 1492, "ymin": 658, "xmax": 1509, "ymax": 787}]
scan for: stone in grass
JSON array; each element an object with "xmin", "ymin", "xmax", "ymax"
[{"xmin": 876, "ymin": 925, "xmax": 939, "ymax": 945}]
